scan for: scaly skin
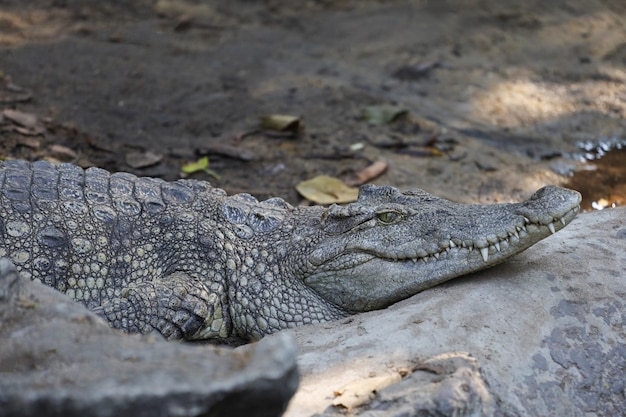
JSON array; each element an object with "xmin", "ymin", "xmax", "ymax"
[{"xmin": 0, "ymin": 160, "xmax": 581, "ymax": 341}]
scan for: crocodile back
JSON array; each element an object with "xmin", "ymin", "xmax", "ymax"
[{"xmin": 0, "ymin": 160, "xmax": 222, "ymax": 308}]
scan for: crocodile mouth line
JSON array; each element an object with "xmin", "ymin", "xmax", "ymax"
[{"xmin": 378, "ymin": 205, "xmax": 580, "ymax": 265}]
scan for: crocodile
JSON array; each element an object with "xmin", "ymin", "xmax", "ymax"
[{"xmin": 0, "ymin": 159, "xmax": 581, "ymax": 342}]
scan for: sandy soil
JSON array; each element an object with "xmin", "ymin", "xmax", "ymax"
[{"xmin": 1, "ymin": 0, "xmax": 625, "ymax": 205}]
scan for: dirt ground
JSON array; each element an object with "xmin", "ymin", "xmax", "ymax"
[{"xmin": 1, "ymin": 0, "xmax": 625, "ymax": 207}]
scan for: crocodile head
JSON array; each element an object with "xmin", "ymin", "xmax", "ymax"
[{"xmin": 302, "ymin": 184, "xmax": 581, "ymax": 312}]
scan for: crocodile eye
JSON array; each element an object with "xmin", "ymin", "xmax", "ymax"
[{"xmin": 376, "ymin": 211, "xmax": 400, "ymax": 224}]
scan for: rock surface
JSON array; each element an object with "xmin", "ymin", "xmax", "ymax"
[
  {"xmin": 283, "ymin": 207, "xmax": 626, "ymax": 416},
  {"xmin": 1, "ymin": 207, "xmax": 624, "ymax": 417},
  {"xmin": 316, "ymin": 352, "xmax": 495, "ymax": 417},
  {"xmin": 0, "ymin": 258, "xmax": 298, "ymax": 417}
]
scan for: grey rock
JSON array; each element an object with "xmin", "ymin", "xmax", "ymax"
[
  {"xmin": 284, "ymin": 207, "xmax": 626, "ymax": 416},
  {"xmin": 0, "ymin": 258, "xmax": 298, "ymax": 417}
]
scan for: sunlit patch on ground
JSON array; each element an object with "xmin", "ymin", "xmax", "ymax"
[{"xmin": 0, "ymin": 9, "xmax": 72, "ymax": 46}]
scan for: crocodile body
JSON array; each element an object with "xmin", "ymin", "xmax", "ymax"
[{"xmin": 0, "ymin": 160, "xmax": 581, "ymax": 341}]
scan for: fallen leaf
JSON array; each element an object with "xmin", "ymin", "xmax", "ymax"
[
  {"xmin": 259, "ymin": 114, "xmax": 301, "ymax": 132},
  {"xmin": 363, "ymin": 105, "xmax": 408, "ymax": 125},
  {"xmin": 198, "ymin": 143, "xmax": 256, "ymax": 161},
  {"xmin": 14, "ymin": 125, "xmax": 45, "ymax": 136},
  {"xmin": 0, "ymin": 76, "xmax": 32, "ymax": 104},
  {"xmin": 352, "ymin": 160, "xmax": 388, "ymax": 185},
  {"xmin": 125, "ymin": 150, "xmax": 163, "ymax": 169},
  {"xmin": 48, "ymin": 144, "xmax": 78, "ymax": 160},
  {"xmin": 16, "ymin": 137, "xmax": 41, "ymax": 149},
  {"xmin": 181, "ymin": 156, "xmax": 221, "ymax": 180},
  {"xmin": 396, "ymin": 147, "xmax": 443, "ymax": 157},
  {"xmin": 3, "ymin": 109, "xmax": 38, "ymax": 128},
  {"xmin": 370, "ymin": 134, "xmax": 408, "ymax": 149},
  {"xmin": 332, "ymin": 373, "xmax": 402, "ymax": 410},
  {"xmin": 181, "ymin": 156, "xmax": 209, "ymax": 173},
  {"xmin": 296, "ymin": 175, "xmax": 359, "ymax": 204}
]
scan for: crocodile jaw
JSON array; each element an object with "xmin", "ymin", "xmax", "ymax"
[{"xmin": 303, "ymin": 185, "xmax": 581, "ymax": 312}]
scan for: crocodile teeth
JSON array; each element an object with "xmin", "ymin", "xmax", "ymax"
[
  {"xmin": 523, "ymin": 216, "xmax": 530, "ymax": 224},
  {"xmin": 480, "ymin": 247, "xmax": 489, "ymax": 262},
  {"xmin": 494, "ymin": 242, "xmax": 501, "ymax": 252},
  {"xmin": 548, "ymin": 222, "xmax": 556, "ymax": 234},
  {"xmin": 433, "ymin": 252, "xmax": 439, "ymax": 259},
  {"xmin": 560, "ymin": 217, "xmax": 566, "ymax": 225},
  {"xmin": 449, "ymin": 240, "xmax": 456, "ymax": 248}
]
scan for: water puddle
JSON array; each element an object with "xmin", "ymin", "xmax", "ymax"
[{"xmin": 565, "ymin": 142, "xmax": 626, "ymax": 211}]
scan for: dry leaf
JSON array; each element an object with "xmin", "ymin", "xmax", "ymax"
[
  {"xmin": 296, "ymin": 175, "xmax": 359, "ymax": 204},
  {"xmin": 363, "ymin": 105, "xmax": 408, "ymax": 125},
  {"xmin": 0, "ymin": 78, "xmax": 32, "ymax": 104},
  {"xmin": 199, "ymin": 143, "xmax": 256, "ymax": 161},
  {"xmin": 353, "ymin": 160, "xmax": 388, "ymax": 185},
  {"xmin": 125, "ymin": 150, "xmax": 163, "ymax": 169},
  {"xmin": 396, "ymin": 147, "xmax": 443, "ymax": 157},
  {"xmin": 16, "ymin": 137, "xmax": 41, "ymax": 149},
  {"xmin": 14, "ymin": 125, "xmax": 45, "ymax": 136},
  {"xmin": 3, "ymin": 109, "xmax": 38, "ymax": 128},
  {"xmin": 332, "ymin": 373, "xmax": 402, "ymax": 410},
  {"xmin": 260, "ymin": 114, "xmax": 301, "ymax": 132},
  {"xmin": 48, "ymin": 144, "xmax": 78, "ymax": 160}
]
